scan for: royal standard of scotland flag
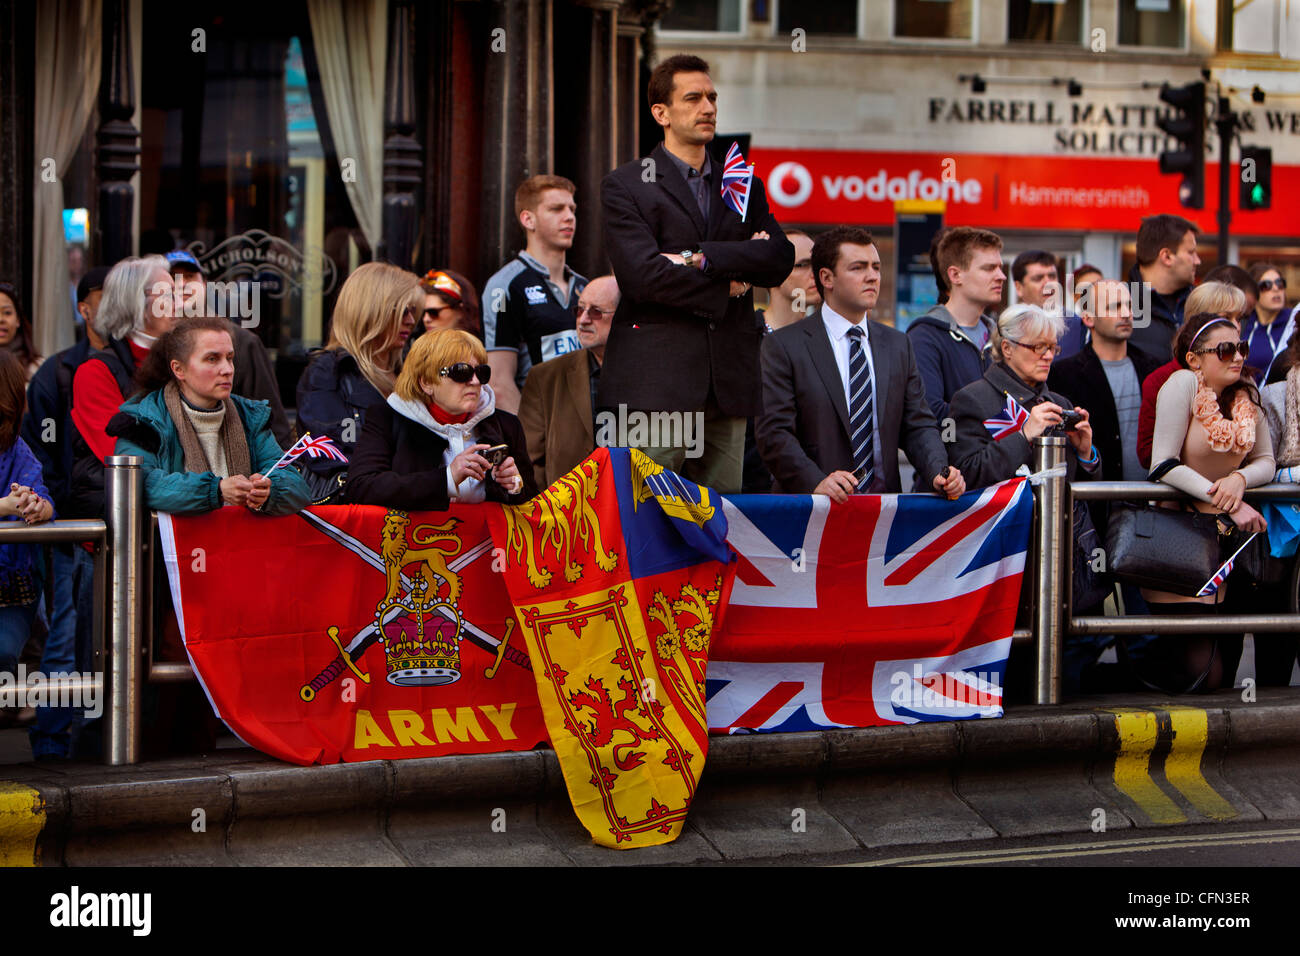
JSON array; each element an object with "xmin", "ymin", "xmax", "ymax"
[
  {"xmin": 710, "ymin": 479, "xmax": 1033, "ymax": 731},
  {"xmin": 486, "ymin": 448, "xmax": 735, "ymax": 849}
]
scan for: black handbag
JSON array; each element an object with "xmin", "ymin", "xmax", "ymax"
[
  {"xmin": 1072, "ymin": 498, "xmax": 1112, "ymax": 610},
  {"xmin": 295, "ymin": 461, "xmax": 348, "ymax": 505},
  {"xmin": 1104, "ymin": 502, "xmax": 1224, "ymax": 597}
]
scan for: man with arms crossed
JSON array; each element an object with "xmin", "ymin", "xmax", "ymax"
[{"xmin": 599, "ymin": 54, "xmax": 793, "ymax": 493}]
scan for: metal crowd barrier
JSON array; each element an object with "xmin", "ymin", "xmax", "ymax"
[
  {"xmin": 8, "ymin": 452, "xmax": 1299, "ymax": 764},
  {"xmin": 1031, "ymin": 436, "xmax": 1300, "ymax": 705}
]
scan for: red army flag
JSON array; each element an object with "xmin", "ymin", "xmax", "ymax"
[{"xmin": 160, "ymin": 505, "xmax": 547, "ymax": 764}]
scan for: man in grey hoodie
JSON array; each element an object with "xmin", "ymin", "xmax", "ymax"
[{"xmin": 906, "ymin": 227, "xmax": 1005, "ymax": 428}]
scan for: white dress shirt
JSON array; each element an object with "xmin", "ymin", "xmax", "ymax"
[{"xmin": 821, "ymin": 304, "xmax": 882, "ymax": 480}]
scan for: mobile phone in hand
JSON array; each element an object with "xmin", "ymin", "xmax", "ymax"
[{"xmin": 482, "ymin": 444, "xmax": 510, "ymax": 468}]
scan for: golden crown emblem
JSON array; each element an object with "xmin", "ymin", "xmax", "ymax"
[{"xmin": 377, "ymin": 512, "xmax": 466, "ymax": 686}]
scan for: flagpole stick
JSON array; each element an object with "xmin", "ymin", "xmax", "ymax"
[{"xmin": 270, "ymin": 433, "xmax": 310, "ymax": 472}]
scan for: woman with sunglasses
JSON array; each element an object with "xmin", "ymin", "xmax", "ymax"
[
  {"xmin": 1141, "ymin": 312, "xmax": 1274, "ymax": 693},
  {"xmin": 419, "ymin": 269, "xmax": 481, "ymax": 337},
  {"xmin": 346, "ymin": 328, "xmax": 536, "ymax": 509},
  {"xmin": 1244, "ymin": 263, "xmax": 1293, "ymax": 384},
  {"xmin": 950, "ymin": 303, "xmax": 1099, "ymax": 489}
]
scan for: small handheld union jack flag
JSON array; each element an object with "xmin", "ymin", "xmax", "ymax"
[
  {"xmin": 983, "ymin": 394, "xmax": 1030, "ymax": 442},
  {"xmin": 1196, "ymin": 532, "xmax": 1258, "ymax": 597},
  {"xmin": 719, "ymin": 141, "xmax": 754, "ymax": 222},
  {"xmin": 270, "ymin": 433, "xmax": 349, "ymax": 471}
]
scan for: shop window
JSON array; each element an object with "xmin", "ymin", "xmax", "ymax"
[
  {"xmin": 1118, "ymin": 0, "xmax": 1185, "ymax": 48},
  {"xmin": 140, "ymin": 4, "xmax": 358, "ymax": 364},
  {"xmin": 1220, "ymin": 0, "xmax": 1300, "ymax": 56},
  {"xmin": 658, "ymin": 0, "xmax": 742, "ymax": 32},
  {"xmin": 777, "ymin": 0, "xmax": 858, "ymax": 36},
  {"xmin": 1009, "ymin": 0, "xmax": 1084, "ymax": 44},
  {"xmin": 895, "ymin": 0, "xmax": 975, "ymax": 40}
]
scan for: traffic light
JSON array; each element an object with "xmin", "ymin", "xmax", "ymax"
[
  {"xmin": 1156, "ymin": 81, "xmax": 1206, "ymax": 210},
  {"xmin": 1239, "ymin": 146, "xmax": 1272, "ymax": 211}
]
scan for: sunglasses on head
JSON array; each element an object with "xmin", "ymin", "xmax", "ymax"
[
  {"xmin": 439, "ymin": 362, "xmax": 491, "ymax": 384},
  {"xmin": 1194, "ymin": 340, "xmax": 1250, "ymax": 361},
  {"xmin": 1258, "ymin": 278, "xmax": 1287, "ymax": 292}
]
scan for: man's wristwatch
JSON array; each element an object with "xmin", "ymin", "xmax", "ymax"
[{"xmin": 680, "ymin": 249, "xmax": 696, "ymax": 268}]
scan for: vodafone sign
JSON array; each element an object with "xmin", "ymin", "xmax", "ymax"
[{"xmin": 752, "ymin": 148, "xmax": 1299, "ymax": 237}]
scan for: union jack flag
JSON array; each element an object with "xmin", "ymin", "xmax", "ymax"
[
  {"xmin": 709, "ymin": 479, "xmax": 1032, "ymax": 731},
  {"xmin": 271, "ymin": 433, "xmax": 349, "ymax": 471},
  {"xmin": 719, "ymin": 141, "xmax": 753, "ymax": 221},
  {"xmin": 984, "ymin": 393, "xmax": 1030, "ymax": 441},
  {"xmin": 1196, "ymin": 532, "xmax": 1258, "ymax": 597}
]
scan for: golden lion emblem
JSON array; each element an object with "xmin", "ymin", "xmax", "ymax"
[
  {"xmin": 380, "ymin": 511, "xmax": 464, "ymax": 609},
  {"xmin": 503, "ymin": 458, "xmax": 618, "ymax": 589}
]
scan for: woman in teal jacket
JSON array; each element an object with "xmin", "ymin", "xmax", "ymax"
[{"xmin": 108, "ymin": 316, "xmax": 309, "ymax": 515}]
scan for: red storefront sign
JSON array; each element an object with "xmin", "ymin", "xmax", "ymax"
[{"xmin": 750, "ymin": 148, "xmax": 1298, "ymax": 237}]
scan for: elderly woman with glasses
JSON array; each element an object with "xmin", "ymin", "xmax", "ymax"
[
  {"xmin": 949, "ymin": 303, "xmax": 1100, "ymax": 489},
  {"xmin": 346, "ymin": 328, "xmax": 536, "ymax": 509}
]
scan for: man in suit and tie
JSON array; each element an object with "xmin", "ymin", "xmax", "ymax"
[
  {"xmin": 599, "ymin": 54, "xmax": 794, "ymax": 494},
  {"xmin": 518, "ymin": 275, "xmax": 619, "ymax": 489},
  {"xmin": 757, "ymin": 226, "xmax": 967, "ymax": 503}
]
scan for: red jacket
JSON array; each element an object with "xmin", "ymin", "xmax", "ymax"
[{"xmin": 1136, "ymin": 360, "xmax": 1179, "ymax": 470}]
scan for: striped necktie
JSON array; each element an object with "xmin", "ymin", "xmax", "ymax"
[{"xmin": 846, "ymin": 325, "xmax": 874, "ymax": 491}]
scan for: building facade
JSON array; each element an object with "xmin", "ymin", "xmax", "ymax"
[{"xmin": 658, "ymin": 0, "xmax": 1300, "ymax": 324}]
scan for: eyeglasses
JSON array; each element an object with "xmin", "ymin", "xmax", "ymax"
[
  {"xmin": 1194, "ymin": 341, "xmax": 1250, "ymax": 361},
  {"xmin": 575, "ymin": 305, "xmax": 606, "ymax": 323},
  {"xmin": 439, "ymin": 362, "xmax": 491, "ymax": 384},
  {"xmin": 424, "ymin": 305, "xmax": 462, "ymax": 319},
  {"xmin": 1258, "ymin": 278, "xmax": 1287, "ymax": 292},
  {"xmin": 1005, "ymin": 338, "xmax": 1061, "ymax": 357}
]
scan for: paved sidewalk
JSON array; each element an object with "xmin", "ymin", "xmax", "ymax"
[{"xmin": 3, "ymin": 688, "xmax": 1298, "ymax": 865}]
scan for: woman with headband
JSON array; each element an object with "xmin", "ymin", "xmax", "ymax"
[{"xmin": 1141, "ymin": 311, "xmax": 1274, "ymax": 693}]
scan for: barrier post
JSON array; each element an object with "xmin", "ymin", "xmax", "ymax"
[
  {"xmin": 105, "ymin": 456, "xmax": 146, "ymax": 765},
  {"xmin": 1033, "ymin": 436, "xmax": 1068, "ymax": 705}
]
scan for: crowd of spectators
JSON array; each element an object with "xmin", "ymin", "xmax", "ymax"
[{"xmin": 4, "ymin": 56, "xmax": 1300, "ymax": 758}]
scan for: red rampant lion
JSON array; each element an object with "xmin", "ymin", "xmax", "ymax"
[{"xmin": 567, "ymin": 674, "xmax": 662, "ymax": 771}]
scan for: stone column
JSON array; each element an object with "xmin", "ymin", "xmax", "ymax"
[
  {"xmin": 96, "ymin": 0, "xmax": 139, "ymax": 266},
  {"xmin": 382, "ymin": 0, "xmax": 423, "ymax": 269},
  {"xmin": 479, "ymin": 0, "xmax": 553, "ymax": 277}
]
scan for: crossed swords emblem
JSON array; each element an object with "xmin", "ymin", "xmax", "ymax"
[{"xmin": 297, "ymin": 509, "xmax": 531, "ymax": 703}]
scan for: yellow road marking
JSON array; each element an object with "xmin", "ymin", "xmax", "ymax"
[
  {"xmin": 1106, "ymin": 708, "xmax": 1186, "ymax": 824},
  {"xmin": 0, "ymin": 782, "xmax": 44, "ymax": 867},
  {"xmin": 1163, "ymin": 707, "xmax": 1238, "ymax": 821},
  {"xmin": 841, "ymin": 826, "xmax": 1300, "ymax": 866}
]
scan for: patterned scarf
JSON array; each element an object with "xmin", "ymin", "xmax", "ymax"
[{"xmin": 1192, "ymin": 370, "xmax": 1256, "ymax": 454}]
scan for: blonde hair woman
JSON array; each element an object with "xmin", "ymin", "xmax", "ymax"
[
  {"xmin": 347, "ymin": 328, "xmax": 535, "ymax": 509},
  {"xmin": 295, "ymin": 262, "xmax": 421, "ymax": 476}
]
